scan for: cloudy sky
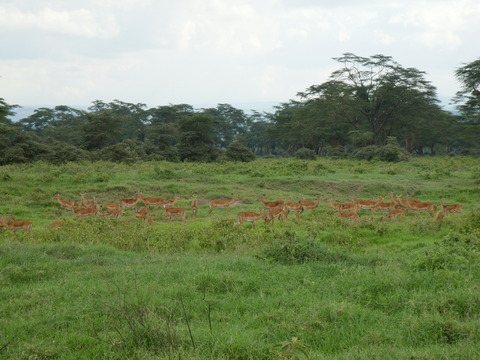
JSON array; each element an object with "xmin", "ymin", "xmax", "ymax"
[{"xmin": 1, "ymin": 0, "xmax": 479, "ymax": 112}]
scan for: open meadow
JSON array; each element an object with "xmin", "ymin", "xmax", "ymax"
[{"xmin": 1, "ymin": 157, "xmax": 480, "ymax": 359}]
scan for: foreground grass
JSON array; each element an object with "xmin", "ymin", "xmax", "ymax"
[{"xmin": 1, "ymin": 157, "xmax": 480, "ymax": 359}]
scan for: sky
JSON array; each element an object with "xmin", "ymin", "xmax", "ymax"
[{"xmin": 1, "ymin": 0, "xmax": 479, "ymax": 114}]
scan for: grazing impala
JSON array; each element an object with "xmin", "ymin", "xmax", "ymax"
[
  {"xmin": 236, "ymin": 210, "xmax": 265, "ymax": 228},
  {"xmin": 208, "ymin": 195, "xmax": 239, "ymax": 214},
  {"xmin": 257, "ymin": 196, "xmax": 284, "ymax": 210},
  {"xmin": 435, "ymin": 210, "xmax": 447, "ymax": 224},
  {"xmin": 265, "ymin": 207, "xmax": 286, "ymax": 225},
  {"xmin": 162, "ymin": 202, "xmax": 186, "ymax": 223},
  {"xmin": 336, "ymin": 209, "xmax": 359, "ymax": 223},
  {"xmin": 381, "ymin": 208, "xmax": 406, "ymax": 222},
  {"xmin": 406, "ymin": 199, "xmax": 437, "ymax": 217},
  {"xmin": 134, "ymin": 206, "xmax": 149, "ymax": 221},
  {"xmin": 440, "ymin": 199, "xmax": 462, "ymax": 214}
]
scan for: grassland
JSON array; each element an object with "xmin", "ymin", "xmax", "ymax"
[{"xmin": 1, "ymin": 157, "xmax": 479, "ymax": 359}]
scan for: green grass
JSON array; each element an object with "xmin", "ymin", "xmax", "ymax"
[{"xmin": 1, "ymin": 157, "xmax": 479, "ymax": 359}]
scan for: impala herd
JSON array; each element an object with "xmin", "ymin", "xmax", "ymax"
[{"xmin": 0, "ymin": 191, "xmax": 463, "ymax": 232}]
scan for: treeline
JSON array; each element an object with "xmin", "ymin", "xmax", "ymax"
[{"xmin": 1, "ymin": 54, "xmax": 479, "ymax": 165}]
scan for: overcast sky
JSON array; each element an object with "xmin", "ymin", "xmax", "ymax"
[{"xmin": 1, "ymin": 0, "xmax": 479, "ymax": 112}]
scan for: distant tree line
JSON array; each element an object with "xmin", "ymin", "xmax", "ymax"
[{"xmin": 1, "ymin": 54, "xmax": 479, "ymax": 165}]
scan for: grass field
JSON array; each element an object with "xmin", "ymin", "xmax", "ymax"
[{"xmin": 1, "ymin": 157, "xmax": 479, "ymax": 359}]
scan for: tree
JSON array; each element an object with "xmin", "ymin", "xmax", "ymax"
[
  {"xmin": 176, "ymin": 114, "xmax": 220, "ymax": 162},
  {"xmin": 454, "ymin": 58, "xmax": 480, "ymax": 123},
  {"xmin": 297, "ymin": 53, "xmax": 441, "ymax": 147},
  {"xmin": 225, "ymin": 141, "xmax": 256, "ymax": 162}
]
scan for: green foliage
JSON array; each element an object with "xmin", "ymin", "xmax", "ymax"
[
  {"xmin": 225, "ymin": 141, "xmax": 256, "ymax": 162},
  {"xmin": 294, "ymin": 147, "xmax": 316, "ymax": 160}
]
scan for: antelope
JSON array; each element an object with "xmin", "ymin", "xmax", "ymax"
[
  {"xmin": 138, "ymin": 194, "xmax": 167, "ymax": 211},
  {"xmin": 73, "ymin": 207, "xmax": 99, "ymax": 219},
  {"xmin": 265, "ymin": 207, "xmax": 286, "ymax": 225},
  {"xmin": 208, "ymin": 195, "xmax": 239, "ymax": 214},
  {"xmin": 50, "ymin": 221, "xmax": 64, "ymax": 229},
  {"xmin": 146, "ymin": 216, "xmax": 154, "ymax": 226},
  {"xmin": 99, "ymin": 206, "xmax": 124, "ymax": 218},
  {"xmin": 120, "ymin": 193, "xmax": 143, "ymax": 211},
  {"xmin": 407, "ymin": 200, "xmax": 436, "ymax": 217},
  {"xmin": 435, "ymin": 210, "xmax": 447, "ymax": 224},
  {"xmin": 191, "ymin": 194, "xmax": 199, "ymax": 218},
  {"xmin": 134, "ymin": 206, "xmax": 149, "ymax": 221},
  {"xmin": 326, "ymin": 198, "xmax": 357, "ymax": 213},
  {"xmin": 163, "ymin": 195, "xmax": 181, "ymax": 208},
  {"xmin": 381, "ymin": 208, "xmax": 406, "ymax": 222},
  {"xmin": 336, "ymin": 209, "xmax": 359, "ymax": 223},
  {"xmin": 299, "ymin": 197, "xmax": 321, "ymax": 211},
  {"xmin": 373, "ymin": 197, "xmax": 396, "ymax": 213},
  {"xmin": 351, "ymin": 197, "xmax": 383, "ymax": 214},
  {"xmin": 0, "ymin": 215, "xmax": 33, "ymax": 232},
  {"xmin": 440, "ymin": 199, "xmax": 462, "ymax": 214},
  {"xmin": 256, "ymin": 196, "xmax": 284, "ymax": 210},
  {"xmin": 283, "ymin": 201, "xmax": 304, "ymax": 220},
  {"xmin": 54, "ymin": 194, "xmax": 73, "ymax": 212},
  {"xmin": 80, "ymin": 193, "xmax": 97, "ymax": 209},
  {"xmin": 236, "ymin": 211, "xmax": 265, "ymax": 228},
  {"xmin": 162, "ymin": 202, "xmax": 186, "ymax": 223}
]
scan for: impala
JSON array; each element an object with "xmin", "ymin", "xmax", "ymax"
[
  {"xmin": 406, "ymin": 200, "xmax": 436, "ymax": 217},
  {"xmin": 120, "ymin": 193, "xmax": 143, "ymax": 211},
  {"xmin": 146, "ymin": 216, "xmax": 154, "ymax": 225},
  {"xmin": 236, "ymin": 210, "xmax": 265, "ymax": 227},
  {"xmin": 0, "ymin": 216, "xmax": 33, "ymax": 231},
  {"xmin": 336, "ymin": 209, "xmax": 359, "ymax": 223},
  {"xmin": 100, "ymin": 206, "xmax": 124, "ymax": 218},
  {"xmin": 162, "ymin": 202, "xmax": 186, "ymax": 223},
  {"xmin": 73, "ymin": 207, "xmax": 99, "ymax": 219},
  {"xmin": 381, "ymin": 208, "xmax": 406, "ymax": 222},
  {"xmin": 299, "ymin": 197, "xmax": 321, "ymax": 210},
  {"xmin": 191, "ymin": 194, "xmax": 199, "ymax": 218},
  {"xmin": 386, "ymin": 192, "xmax": 407, "ymax": 209},
  {"xmin": 440, "ymin": 199, "xmax": 462, "ymax": 214},
  {"xmin": 435, "ymin": 210, "xmax": 447, "ymax": 224},
  {"xmin": 256, "ymin": 196, "xmax": 284, "ymax": 210},
  {"xmin": 50, "ymin": 221, "xmax": 64, "ymax": 229},
  {"xmin": 208, "ymin": 195, "xmax": 239, "ymax": 214},
  {"xmin": 373, "ymin": 197, "xmax": 396, "ymax": 213},
  {"xmin": 283, "ymin": 201, "xmax": 303, "ymax": 219},
  {"xmin": 54, "ymin": 193, "xmax": 73, "ymax": 212},
  {"xmin": 138, "ymin": 193, "xmax": 166, "ymax": 211},
  {"xmin": 164, "ymin": 195, "xmax": 181, "ymax": 208},
  {"xmin": 134, "ymin": 206, "xmax": 149, "ymax": 221},
  {"xmin": 80, "ymin": 193, "xmax": 97, "ymax": 209},
  {"xmin": 265, "ymin": 207, "xmax": 286, "ymax": 225},
  {"xmin": 326, "ymin": 198, "xmax": 358, "ymax": 213},
  {"xmin": 351, "ymin": 197, "xmax": 382, "ymax": 214}
]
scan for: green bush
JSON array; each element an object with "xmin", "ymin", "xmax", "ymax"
[
  {"xmin": 225, "ymin": 141, "xmax": 256, "ymax": 162},
  {"xmin": 294, "ymin": 147, "xmax": 317, "ymax": 160}
]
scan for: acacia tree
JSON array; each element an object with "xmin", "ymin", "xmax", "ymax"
[
  {"xmin": 297, "ymin": 53, "xmax": 441, "ymax": 147},
  {"xmin": 454, "ymin": 58, "xmax": 480, "ymax": 123}
]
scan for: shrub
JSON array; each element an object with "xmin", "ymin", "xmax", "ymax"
[
  {"xmin": 294, "ymin": 147, "xmax": 317, "ymax": 160},
  {"xmin": 225, "ymin": 141, "xmax": 256, "ymax": 162}
]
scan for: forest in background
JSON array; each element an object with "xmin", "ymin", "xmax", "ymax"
[{"xmin": 1, "ymin": 53, "xmax": 479, "ymax": 165}]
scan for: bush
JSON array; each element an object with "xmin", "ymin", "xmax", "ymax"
[
  {"xmin": 294, "ymin": 147, "xmax": 317, "ymax": 160},
  {"xmin": 225, "ymin": 141, "xmax": 256, "ymax": 162}
]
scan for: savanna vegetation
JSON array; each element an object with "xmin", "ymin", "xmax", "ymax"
[
  {"xmin": 1, "ymin": 54, "xmax": 480, "ymax": 166},
  {"xmin": 1, "ymin": 156, "xmax": 479, "ymax": 359}
]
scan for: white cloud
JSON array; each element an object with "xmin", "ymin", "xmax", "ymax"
[{"xmin": 0, "ymin": 5, "xmax": 119, "ymax": 38}]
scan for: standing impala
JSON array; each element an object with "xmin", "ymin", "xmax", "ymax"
[
  {"xmin": 191, "ymin": 194, "xmax": 199, "ymax": 218},
  {"xmin": 120, "ymin": 193, "xmax": 143, "ymax": 212},
  {"xmin": 162, "ymin": 202, "xmax": 186, "ymax": 223},
  {"xmin": 440, "ymin": 199, "xmax": 462, "ymax": 214},
  {"xmin": 299, "ymin": 197, "xmax": 321, "ymax": 211},
  {"xmin": 208, "ymin": 195, "xmax": 239, "ymax": 214},
  {"xmin": 0, "ymin": 215, "xmax": 32, "ymax": 231}
]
